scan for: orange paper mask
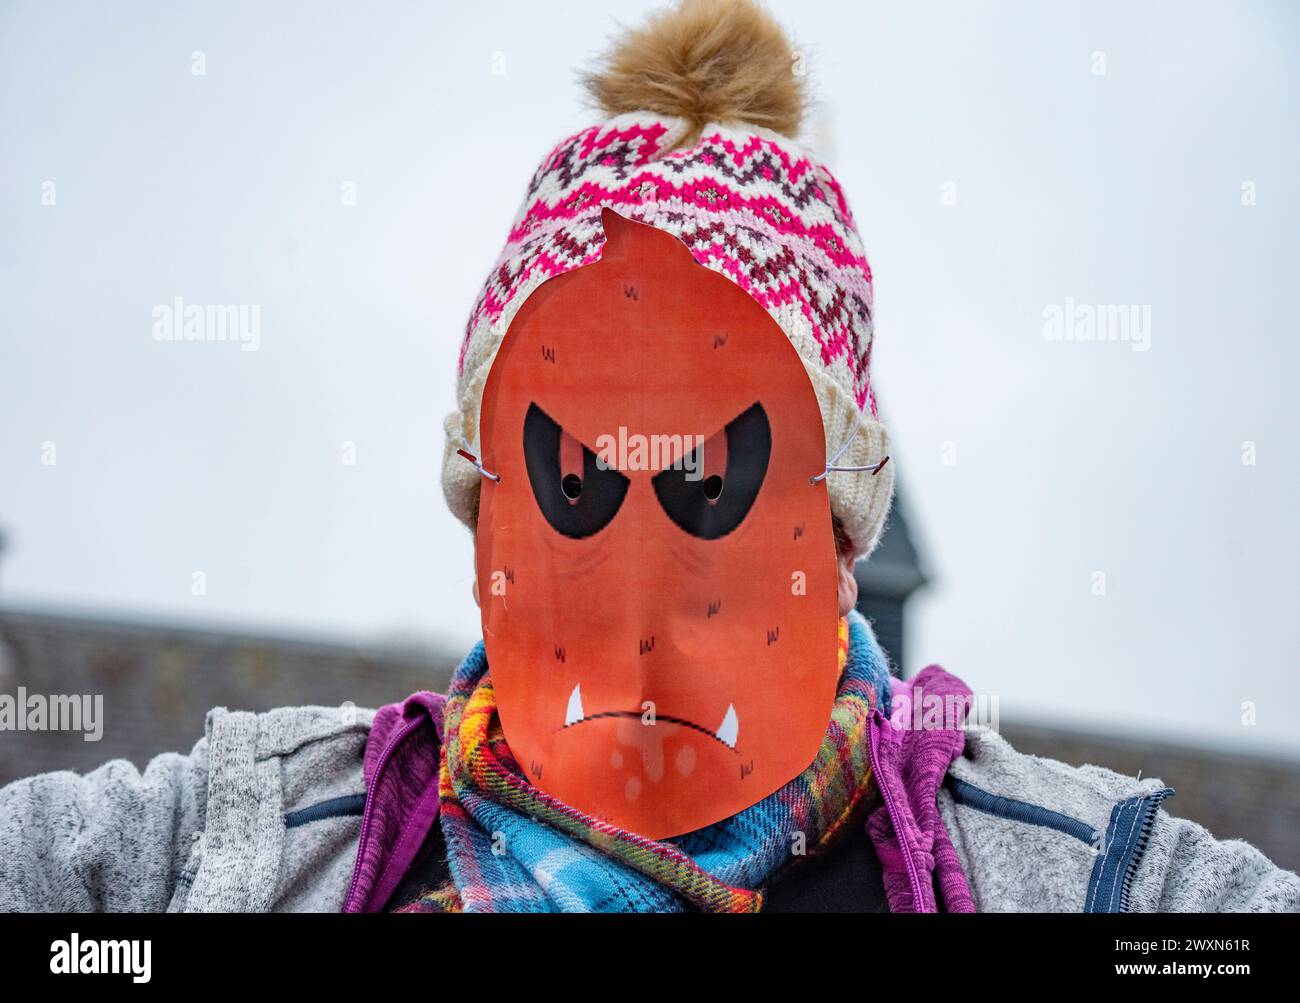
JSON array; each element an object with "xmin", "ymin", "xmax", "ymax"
[{"xmin": 475, "ymin": 209, "xmax": 839, "ymax": 838}]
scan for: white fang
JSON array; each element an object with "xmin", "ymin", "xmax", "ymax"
[
  {"xmin": 716, "ymin": 704, "xmax": 739, "ymax": 748},
  {"xmin": 565, "ymin": 684, "xmax": 584, "ymax": 727}
]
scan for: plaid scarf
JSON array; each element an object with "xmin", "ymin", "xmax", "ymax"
[{"xmin": 399, "ymin": 613, "xmax": 892, "ymax": 913}]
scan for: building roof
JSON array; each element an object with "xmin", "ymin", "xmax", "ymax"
[{"xmin": 855, "ymin": 484, "xmax": 928, "ymax": 600}]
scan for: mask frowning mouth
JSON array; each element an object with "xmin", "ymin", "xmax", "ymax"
[{"xmin": 558, "ymin": 684, "xmax": 740, "ymax": 753}]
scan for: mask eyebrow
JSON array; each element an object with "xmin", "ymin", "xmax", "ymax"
[
  {"xmin": 533, "ymin": 400, "xmax": 764, "ymax": 472},
  {"xmin": 662, "ymin": 401, "xmax": 762, "ymax": 469},
  {"xmin": 526, "ymin": 401, "xmax": 605, "ymax": 455}
]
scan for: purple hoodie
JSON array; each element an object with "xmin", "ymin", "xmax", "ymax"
[
  {"xmin": 868, "ymin": 666, "xmax": 977, "ymax": 912},
  {"xmin": 344, "ymin": 664, "xmax": 975, "ymax": 913},
  {"xmin": 342, "ymin": 691, "xmax": 447, "ymax": 914}
]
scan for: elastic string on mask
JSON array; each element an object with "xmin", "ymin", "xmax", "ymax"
[
  {"xmin": 810, "ymin": 436, "xmax": 890, "ymax": 484},
  {"xmin": 457, "ymin": 440, "xmax": 501, "ymax": 483}
]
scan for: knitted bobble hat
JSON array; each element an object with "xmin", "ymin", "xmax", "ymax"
[{"xmin": 443, "ymin": 0, "xmax": 893, "ymax": 561}]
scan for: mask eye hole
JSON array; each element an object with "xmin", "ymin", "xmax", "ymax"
[
  {"xmin": 559, "ymin": 426, "xmax": 584, "ymax": 503},
  {"xmin": 698, "ymin": 423, "xmax": 727, "ymax": 505},
  {"xmin": 524, "ymin": 403, "xmax": 628, "ymax": 539},
  {"xmin": 652, "ymin": 402, "xmax": 770, "ymax": 540}
]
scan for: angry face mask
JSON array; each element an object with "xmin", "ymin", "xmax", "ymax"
[{"xmin": 474, "ymin": 208, "xmax": 839, "ymax": 838}]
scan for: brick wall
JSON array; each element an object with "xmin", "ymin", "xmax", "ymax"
[{"xmin": 0, "ymin": 610, "xmax": 456, "ymax": 785}]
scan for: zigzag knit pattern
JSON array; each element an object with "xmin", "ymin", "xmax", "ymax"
[{"xmin": 457, "ymin": 113, "xmax": 878, "ymax": 416}]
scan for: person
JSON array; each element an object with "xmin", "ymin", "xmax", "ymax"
[{"xmin": 1, "ymin": 0, "xmax": 1296, "ymax": 914}]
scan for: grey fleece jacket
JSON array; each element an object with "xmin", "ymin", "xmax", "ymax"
[{"xmin": 1, "ymin": 703, "xmax": 1296, "ymax": 912}]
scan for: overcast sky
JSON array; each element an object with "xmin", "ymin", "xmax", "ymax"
[{"xmin": 2, "ymin": 0, "xmax": 1297, "ymax": 755}]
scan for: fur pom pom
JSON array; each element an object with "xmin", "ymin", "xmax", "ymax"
[{"xmin": 582, "ymin": 0, "xmax": 805, "ymax": 146}]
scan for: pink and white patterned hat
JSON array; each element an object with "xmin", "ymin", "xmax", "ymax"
[{"xmin": 443, "ymin": 2, "xmax": 892, "ymax": 561}]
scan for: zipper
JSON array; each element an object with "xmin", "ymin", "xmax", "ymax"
[
  {"xmin": 868, "ymin": 710, "xmax": 926, "ymax": 911},
  {"xmin": 1116, "ymin": 788, "xmax": 1174, "ymax": 913},
  {"xmin": 342, "ymin": 714, "xmax": 425, "ymax": 912}
]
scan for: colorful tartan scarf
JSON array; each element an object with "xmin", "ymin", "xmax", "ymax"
[{"xmin": 400, "ymin": 612, "xmax": 893, "ymax": 913}]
